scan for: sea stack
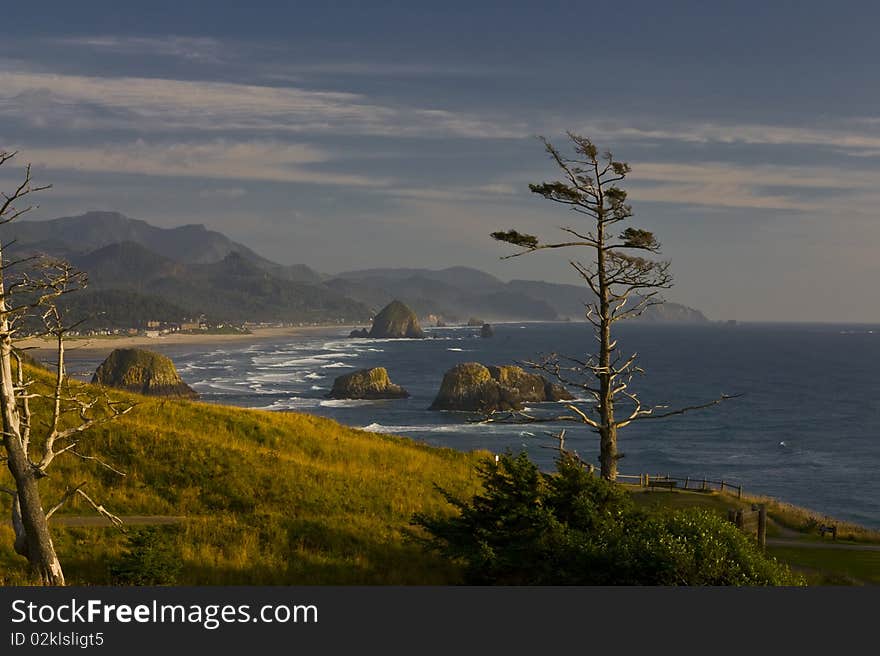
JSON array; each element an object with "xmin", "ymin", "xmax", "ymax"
[
  {"xmin": 326, "ymin": 367, "xmax": 409, "ymax": 400},
  {"xmin": 480, "ymin": 323, "xmax": 494, "ymax": 338},
  {"xmin": 92, "ymin": 348, "xmax": 199, "ymax": 399},
  {"xmin": 429, "ymin": 362, "xmax": 573, "ymax": 412},
  {"xmin": 368, "ymin": 300, "xmax": 425, "ymax": 338}
]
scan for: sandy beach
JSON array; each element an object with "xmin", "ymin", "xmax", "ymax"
[{"xmin": 18, "ymin": 324, "xmax": 360, "ymax": 361}]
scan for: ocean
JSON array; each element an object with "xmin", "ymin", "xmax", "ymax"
[{"xmin": 63, "ymin": 322, "xmax": 880, "ymax": 529}]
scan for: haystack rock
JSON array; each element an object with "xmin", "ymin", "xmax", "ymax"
[
  {"xmin": 480, "ymin": 323, "xmax": 494, "ymax": 338},
  {"xmin": 349, "ymin": 328, "xmax": 370, "ymax": 338},
  {"xmin": 92, "ymin": 348, "xmax": 199, "ymax": 399},
  {"xmin": 429, "ymin": 362, "xmax": 573, "ymax": 412},
  {"xmin": 326, "ymin": 367, "xmax": 409, "ymax": 399},
  {"xmin": 368, "ymin": 300, "xmax": 425, "ymax": 338}
]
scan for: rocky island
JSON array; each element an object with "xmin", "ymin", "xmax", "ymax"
[
  {"xmin": 327, "ymin": 367, "xmax": 409, "ymax": 399},
  {"xmin": 91, "ymin": 348, "xmax": 199, "ymax": 399},
  {"xmin": 429, "ymin": 362, "xmax": 573, "ymax": 412},
  {"xmin": 367, "ymin": 300, "xmax": 425, "ymax": 338}
]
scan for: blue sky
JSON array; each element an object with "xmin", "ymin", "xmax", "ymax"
[{"xmin": 2, "ymin": 1, "xmax": 880, "ymax": 321}]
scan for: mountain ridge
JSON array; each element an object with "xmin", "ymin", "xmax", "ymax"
[{"xmin": 9, "ymin": 211, "xmax": 709, "ymax": 326}]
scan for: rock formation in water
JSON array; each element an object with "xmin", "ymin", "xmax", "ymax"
[
  {"xmin": 326, "ymin": 367, "xmax": 409, "ymax": 399},
  {"xmin": 368, "ymin": 300, "xmax": 425, "ymax": 338},
  {"xmin": 429, "ymin": 362, "xmax": 573, "ymax": 412},
  {"xmin": 92, "ymin": 348, "xmax": 199, "ymax": 398},
  {"xmin": 349, "ymin": 328, "xmax": 370, "ymax": 338},
  {"xmin": 480, "ymin": 323, "xmax": 494, "ymax": 338}
]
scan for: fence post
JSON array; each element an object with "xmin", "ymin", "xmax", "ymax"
[
  {"xmin": 737, "ymin": 485, "xmax": 742, "ymax": 499},
  {"xmin": 684, "ymin": 476, "xmax": 689, "ymax": 490},
  {"xmin": 701, "ymin": 478, "xmax": 707, "ymax": 491},
  {"xmin": 757, "ymin": 505, "xmax": 767, "ymax": 549},
  {"xmin": 735, "ymin": 509, "xmax": 744, "ymax": 529},
  {"xmin": 720, "ymin": 480, "xmax": 725, "ymax": 494}
]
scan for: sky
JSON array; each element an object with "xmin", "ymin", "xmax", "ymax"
[{"xmin": 1, "ymin": 0, "xmax": 879, "ymax": 322}]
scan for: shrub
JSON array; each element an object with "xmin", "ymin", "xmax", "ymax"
[
  {"xmin": 109, "ymin": 526, "xmax": 182, "ymax": 585},
  {"xmin": 414, "ymin": 451, "xmax": 803, "ymax": 586}
]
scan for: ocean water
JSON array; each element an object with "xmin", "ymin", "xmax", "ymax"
[{"xmin": 63, "ymin": 322, "xmax": 880, "ymax": 528}]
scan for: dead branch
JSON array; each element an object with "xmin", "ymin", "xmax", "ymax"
[
  {"xmin": 45, "ymin": 483, "xmax": 87, "ymax": 520},
  {"xmin": 74, "ymin": 488, "xmax": 124, "ymax": 528}
]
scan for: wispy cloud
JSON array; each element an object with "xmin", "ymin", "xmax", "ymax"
[
  {"xmin": 52, "ymin": 36, "xmax": 225, "ymax": 63},
  {"xmin": 16, "ymin": 140, "xmax": 391, "ymax": 186},
  {"xmin": 0, "ymin": 71, "xmax": 523, "ymax": 139},
  {"xmin": 262, "ymin": 62, "xmax": 507, "ymax": 79},
  {"xmin": 386, "ymin": 182, "xmax": 518, "ymax": 203},
  {"xmin": 512, "ymin": 160, "xmax": 880, "ymax": 211},
  {"xmin": 570, "ymin": 120, "xmax": 880, "ymax": 154},
  {"xmin": 199, "ymin": 187, "xmax": 248, "ymax": 199}
]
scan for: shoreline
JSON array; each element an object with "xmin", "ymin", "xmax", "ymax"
[{"xmin": 18, "ymin": 324, "xmax": 360, "ymax": 360}]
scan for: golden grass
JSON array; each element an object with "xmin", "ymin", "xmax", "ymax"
[{"xmin": 0, "ymin": 367, "xmax": 486, "ymax": 585}]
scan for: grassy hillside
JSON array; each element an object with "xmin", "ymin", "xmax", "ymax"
[
  {"xmin": 2, "ymin": 366, "xmax": 877, "ymax": 586},
  {"xmin": 0, "ymin": 367, "xmax": 486, "ymax": 585}
]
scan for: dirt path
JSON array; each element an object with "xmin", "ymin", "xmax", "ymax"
[
  {"xmin": 51, "ymin": 515, "xmax": 186, "ymax": 527},
  {"xmin": 767, "ymin": 519, "xmax": 880, "ymax": 550},
  {"xmin": 766, "ymin": 538, "xmax": 880, "ymax": 551}
]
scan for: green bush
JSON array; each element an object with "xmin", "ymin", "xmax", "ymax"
[
  {"xmin": 414, "ymin": 451, "xmax": 804, "ymax": 586},
  {"xmin": 108, "ymin": 526, "xmax": 182, "ymax": 585}
]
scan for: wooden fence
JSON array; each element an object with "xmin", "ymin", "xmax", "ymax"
[
  {"xmin": 728, "ymin": 504, "xmax": 767, "ymax": 548},
  {"xmin": 617, "ymin": 473, "xmax": 744, "ymax": 499}
]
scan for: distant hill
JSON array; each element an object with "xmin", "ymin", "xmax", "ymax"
[
  {"xmin": 335, "ymin": 267, "xmax": 708, "ymax": 323},
  {"xmin": 6, "ymin": 212, "xmax": 708, "ymax": 327},
  {"xmin": 68, "ymin": 243, "xmax": 371, "ymax": 324},
  {"xmin": 6, "ymin": 211, "xmax": 323, "ymax": 283}
]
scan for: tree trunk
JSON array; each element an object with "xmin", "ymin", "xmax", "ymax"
[
  {"xmin": 595, "ymin": 205, "xmax": 618, "ymax": 481},
  {"xmin": 0, "ymin": 254, "xmax": 65, "ymax": 585},
  {"xmin": 4, "ymin": 443, "xmax": 65, "ymax": 585}
]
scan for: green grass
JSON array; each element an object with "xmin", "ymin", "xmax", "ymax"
[
  {"xmin": 628, "ymin": 487, "xmax": 880, "ymax": 585},
  {"xmin": 767, "ymin": 547, "xmax": 880, "ymax": 586},
  {"xmin": 0, "ymin": 366, "xmax": 487, "ymax": 585}
]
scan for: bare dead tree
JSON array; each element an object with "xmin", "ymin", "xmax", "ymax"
[
  {"xmin": 0, "ymin": 152, "xmax": 133, "ymax": 585},
  {"xmin": 492, "ymin": 133, "xmax": 736, "ymax": 480}
]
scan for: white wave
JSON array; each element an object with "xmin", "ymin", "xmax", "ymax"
[
  {"xmin": 247, "ymin": 372, "xmax": 301, "ymax": 384},
  {"xmin": 199, "ymin": 381, "xmax": 249, "ymax": 393},
  {"xmin": 178, "ymin": 363, "xmax": 209, "ymax": 371},
  {"xmin": 305, "ymin": 373, "xmax": 324, "ymax": 380},
  {"xmin": 314, "ymin": 352, "xmax": 359, "ymax": 360},
  {"xmin": 255, "ymin": 357, "xmax": 326, "ymax": 368},
  {"xmin": 446, "ymin": 347, "xmax": 474, "ymax": 352},
  {"xmin": 311, "ymin": 385, "xmax": 324, "ymax": 391},
  {"xmin": 246, "ymin": 382, "xmax": 291, "ymax": 395},
  {"xmin": 319, "ymin": 399, "xmax": 379, "ymax": 408},
  {"xmin": 321, "ymin": 362, "xmax": 352, "ymax": 369},
  {"xmin": 255, "ymin": 397, "xmax": 321, "ymax": 411},
  {"xmin": 358, "ymin": 422, "xmax": 470, "ymax": 434}
]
